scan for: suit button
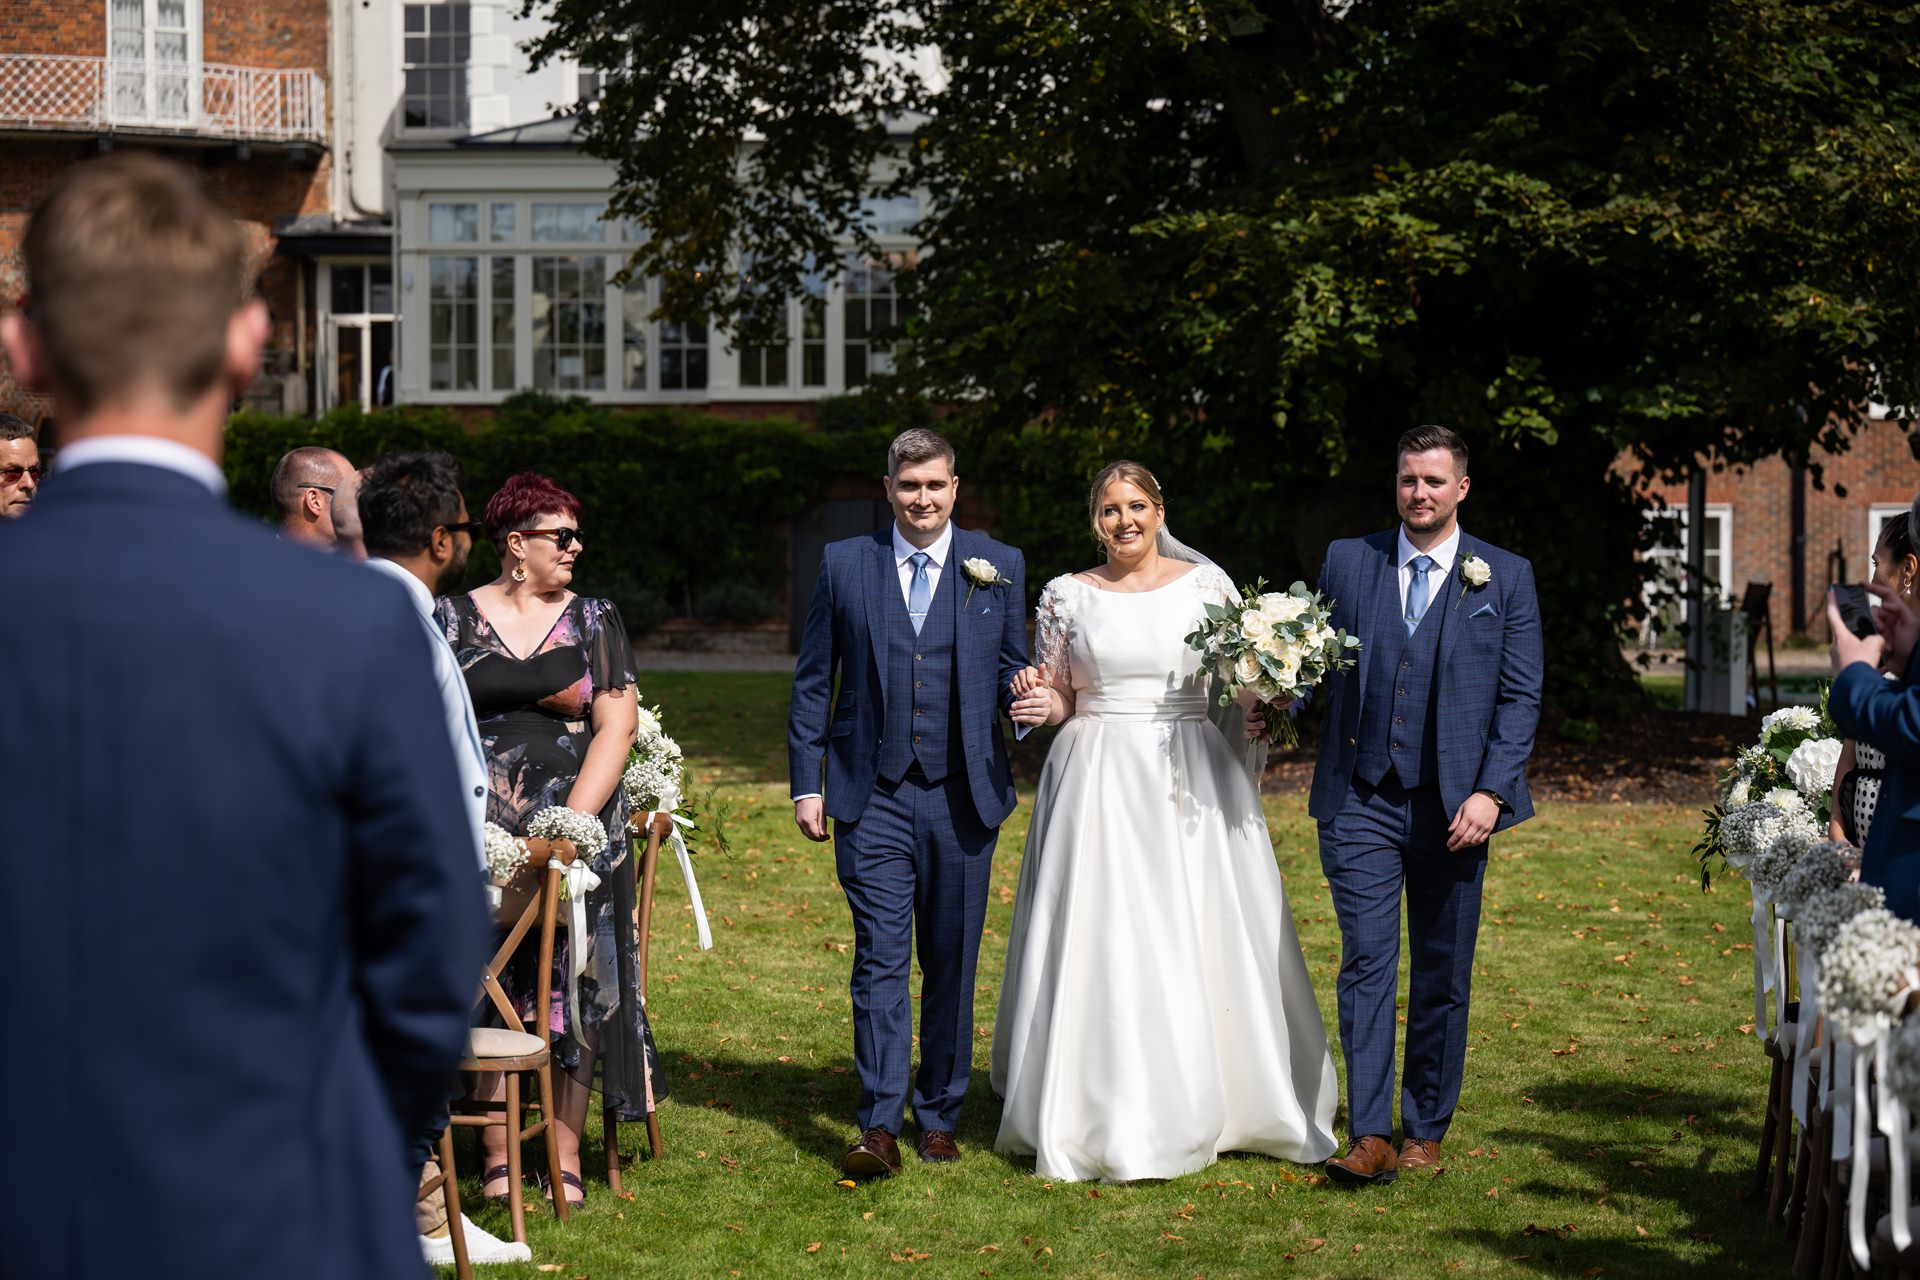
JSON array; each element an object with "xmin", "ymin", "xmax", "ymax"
[
  {"xmin": 1394, "ymin": 717, "xmax": 1403, "ymax": 724},
  {"xmin": 1401, "ymin": 660, "xmax": 1410, "ymax": 669},
  {"xmin": 1391, "ymin": 743, "xmax": 1401, "ymax": 751},
  {"xmin": 1397, "ymin": 688, "xmax": 1406, "ymax": 696},
  {"xmin": 915, "ymin": 708, "xmax": 923, "ymax": 716},
  {"xmin": 473, "ymin": 785, "xmax": 485, "ymax": 797},
  {"xmin": 1347, "ymin": 737, "xmax": 1357, "ymax": 747},
  {"xmin": 915, "ymin": 654, "xmax": 924, "ymax": 662},
  {"xmin": 915, "ymin": 680, "xmax": 923, "ymax": 689},
  {"xmin": 913, "ymin": 735, "xmax": 922, "ymax": 744}
]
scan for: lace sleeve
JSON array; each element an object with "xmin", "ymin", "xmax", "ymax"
[
  {"xmin": 1196, "ymin": 564, "xmax": 1238, "ymax": 609},
  {"xmin": 1034, "ymin": 578, "xmax": 1074, "ymax": 687}
]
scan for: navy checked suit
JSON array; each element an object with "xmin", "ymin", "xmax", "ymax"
[
  {"xmin": 1831, "ymin": 658, "xmax": 1920, "ymax": 921},
  {"xmin": 1308, "ymin": 529, "xmax": 1543, "ymax": 1142},
  {"xmin": 789, "ymin": 526, "xmax": 1029, "ymax": 1134}
]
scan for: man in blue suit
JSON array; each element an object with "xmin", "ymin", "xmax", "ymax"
[
  {"xmin": 789, "ymin": 427, "xmax": 1030, "ymax": 1176},
  {"xmin": 0, "ymin": 155, "xmax": 488, "ymax": 1275},
  {"xmin": 1307, "ymin": 425, "xmax": 1543, "ymax": 1185}
]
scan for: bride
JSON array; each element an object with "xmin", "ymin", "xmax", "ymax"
[{"xmin": 992, "ymin": 461, "xmax": 1338, "ymax": 1183}]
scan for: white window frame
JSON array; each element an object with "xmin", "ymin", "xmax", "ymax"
[
  {"xmin": 1640, "ymin": 502, "xmax": 1734, "ymax": 643},
  {"xmin": 106, "ymin": 0, "xmax": 201, "ymax": 127},
  {"xmin": 1869, "ymin": 504, "xmax": 1910, "ymax": 575},
  {"xmin": 397, "ymin": 0, "xmax": 473, "ymax": 137},
  {"xmin": 316, "ymin": 259, "xmax": 398, "ymax": 412}
]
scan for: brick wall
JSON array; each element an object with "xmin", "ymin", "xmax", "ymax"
[
  {"xmin": 0, "ymin": 2, "xmax": 105, "ymax": 54},
  {"xmin": 1642, "ymin": 419, "xmax": 1920, "ymax": 639}
]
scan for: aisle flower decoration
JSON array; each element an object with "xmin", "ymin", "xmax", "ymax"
[
  {"xmin": 622, "ymin": 702, "xmax": 720, "ymax": 953},
  {"xmin": 1776, "ymin": 841, "xmax": 1856, "ymax": 916},
  {"xmin": 525, "ymin": 806, "xmax": 608, "ymax": 864},
  {"xmin": 1748, "ymin": 819, "xmax": 1823, "ymax": 903},
  {"xmin": 1816, "ymin": 907, "xmax": 1920, "ymax": 1039},
  {"xmin": 1886, "ymin": 1015, "xmax": 1920, "ymax": 1114},
  {"xmin": 1695, "ymin": 690, "xmax": 1840, "ymax": 887},
  {"xmin": 1184, "ymin": 578, "xmax": 1360, "ymax": 747},
  {"xmin": 523, "ymin": 806, "xmax": 607, "ymax": 1045},
  {"xmin": 482, "ymin": 821, "xmax": 528, "ymax": 885},
  {"xmin": 1796, "ymin": 881, "xmax": 1886, "ymax": 957}
]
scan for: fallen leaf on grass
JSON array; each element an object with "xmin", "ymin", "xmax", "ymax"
[
  {"xmin": 1635, "ymin": 1225, "xmax": 1650, "ymax": 1237},
  {"xmin": 836, "ymin": 1179, "xmax": 858, "ymax": 1189},
  {"xmin": 537, "ymin": 1268, "xmax": 567, "ymax": 1274},
  {"xmin": 1033, "ymin": 1246, "xmax": 1053, "ymax": 1258},
  {"xmin": 976, "ymin": 1245, "xmax": 999, "ymax": 1254},
  {"xmin": 1552, "ymin": 1040, "xmax": 1580, "ymax": 1057},
  {"xmin": 806, "ymin": 1243, "xmax": 822, "ymax": 1254}
]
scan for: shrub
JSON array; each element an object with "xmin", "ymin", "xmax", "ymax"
[{"xmin": 693, "ymin": 580, "xmax": 782, "ymax": 624}]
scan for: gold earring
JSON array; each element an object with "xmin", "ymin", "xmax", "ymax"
[{"xmin": 512, "ymin": 562, "xmax": 527, "ymax": 583}]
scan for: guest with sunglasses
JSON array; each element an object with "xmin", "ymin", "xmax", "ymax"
[
  {"xmin": 0, "ymin": 413, "xmax": 42, "ymax": 518},
  {"xmin": 269, "ymin": 444, "xmax": 354, "ymax": 549},
  {"xmin": 434, "ymin": 470, "xmax": 665, "ymax": 1208}
]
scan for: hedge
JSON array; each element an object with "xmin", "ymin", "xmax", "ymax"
[{"xmin": 224, "ymin": 392, "xmax": 889, "ymax": 631}]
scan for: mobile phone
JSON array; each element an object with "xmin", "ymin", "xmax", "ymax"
[{"xmin": 1832, "ymin": 583, "xmax": 1878, "ymax": 640}]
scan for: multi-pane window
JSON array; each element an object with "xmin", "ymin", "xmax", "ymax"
[
  {"xmin": 109, "ymin": 0, "xmax": 194, "ymax": 124},
  {"xmin": 844, "ymin": 253, "xmax": 908, "ymax": 387},
  {"xmin": 861, "ymin": 193, "xmax": 920, "ymax": 236},
  {"xmin": 490, "ymin": 257, "xmax": 516, "ymax": 392},
  {"xmin": 428, "ymin": 202, "xmax": 478, "ymax": 243},
  {"xmin": 489, "ymin": 203, "xmax": 516, "ymax": 242},
  {"xmin": 737, "ymin": 260, "xmax": 788, "ymax": 388},
  {"xmin": 659, "ymin": 316, "xmax": 709, "ymax": 391},
  {"xmin": 402, "ymin": 1, "xmax": 470, "ymax": 130},
  {"xmin": 621, "ymin": 277, "xmax": 648, "ymax": 392},
  {"xmin": 532, "ymin": 256, "xmax": 608, "ymax": 391},
  {"xmin": 532, "ymin": 203, "xmax": 606, "ymax": 242},
  {"xmin": 801, "ymin": 263, "xmax": 828, "ymax": 388},
  {"xmin": 428, "ymin": 257, "xmax": 479, "ymax": 391},
  {"xmin": 577, "ymin": 68, "xmax": 604, "ymax": 104}
]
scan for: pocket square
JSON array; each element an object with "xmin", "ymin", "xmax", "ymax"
[{"xmin": 1469, "ymin": 602, "xmax": 1498, "ymax": 619}]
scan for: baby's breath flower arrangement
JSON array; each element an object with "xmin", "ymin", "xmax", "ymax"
[
  {"xmin": 623, "ymin": 702, "xmax": 687, "ymax": 814},
  {"xmin": 1796, "ymin": 881, "xmax": 1886, "ymax": 958},
  {"xmin": 482, "ymin": 822, "xmax": 528, "ymax": 885},
  {"xmin": 1696, "ymin": 690, "xmax": 1840, "ymax": 888},
  {"xmin": 1886, "ymin": 1015, "xmax": 1920, "ymax": 1115},
  {"xmin": 1816, "ymin": 907, "xmax": 1920, "ymax": 1038},
  {"xmin": 1748, "ymin": 821, "xmax": 1824, "ymax": 903},
  {"xmin": 525, "ymin": 806, "xmax": 608, "ymax": 864},
  {"xmin": 1776, "ymin": 841, "xmax": 1855, "ymax": 916}
]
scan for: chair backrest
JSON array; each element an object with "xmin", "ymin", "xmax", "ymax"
[
  {"xmin": 629, "ymin": 812, "xmax": 671, "ymax": 1003},
  {"xmin": 478, "ymin": 837, "xmax": 577, "ymax": 1043}
]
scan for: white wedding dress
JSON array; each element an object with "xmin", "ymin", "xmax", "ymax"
[{"xmin": 990, "ymin": 564, "xmax": 1339, "ymax": 1182}]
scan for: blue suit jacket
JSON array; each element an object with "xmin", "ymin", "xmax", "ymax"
[
  {"xmin": 0, "ymin": 463, "xmax": 489, "ymax": 1279},
  {"xmin": 1307, "ymin": 528, "xmax": 1544, "ymax": 833},
  {"xmin": 788, "ymin": 526, "xmax": 1029, "ymax": 828},
  {"xmin": 1831, "ymin": 659, "xmax": 1920, "ymax": 920}
]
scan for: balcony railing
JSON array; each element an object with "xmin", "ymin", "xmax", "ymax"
[{"xmin": 0, "ymin": 54, "xmax": 325, "ymax": 143}]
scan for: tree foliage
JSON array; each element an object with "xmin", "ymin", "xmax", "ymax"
[{"xmin": 526, "ymin": 0, "xmax": 1920, "ymax": 716}]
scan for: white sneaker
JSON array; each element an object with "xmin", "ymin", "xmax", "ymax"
[{"xmin": 420, "ymin": 1216, "xmax": 534, "ymax": 1266}]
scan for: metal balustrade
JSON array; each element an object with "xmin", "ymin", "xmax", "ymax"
[{"xmin": 0, "ymin": 54, "xmax": 325, "ymax": 143}]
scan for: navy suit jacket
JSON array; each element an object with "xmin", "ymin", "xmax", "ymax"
[
  {"xmin": 0, "ymin": 463, "xmax": 489, "ymax": 1278},
  {"xmin": 1307, "ymin": 528, "xmax": 1544, "ymax": 833},
  {"xmin": 1831, "ymin": 659, "xmax": 1920, "ymax": 920},
  {"xmin": 788, "ymin": 526, "xmax": 1029, "ymax": 829}
]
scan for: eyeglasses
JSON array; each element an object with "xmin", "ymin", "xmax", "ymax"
[
  {"xmin": 305, "ymin": 484, "xmax": 336, "ymax": 495},
  {"xmin": 441, "ymin": 519, "xmax": 486, "ymax": 538},
  {"xmin": 514, "ymin": 527, "xmax": 580, "ymax": 551},
  {"xmin": 0, "ymin": 465, "xmax": 45, "ymax": 483}
]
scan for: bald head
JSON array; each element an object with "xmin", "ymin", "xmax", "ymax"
[
  {"xmin": 330, "ymin": 468, "xmax": 368, "ymax": 561},
  {"xmin": 271, "ymin": 446, "xmax": 353, "ymax": 547}
]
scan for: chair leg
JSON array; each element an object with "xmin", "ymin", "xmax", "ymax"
[
  {"xmin": 438, "ymin": 1128, "xmax": 472, "ymax": 1280},
  {"xmin": 1770, "ymin": 1060, "xmax": 1797, "ymax": 1223},
  {"xmin": 1757, "ymin": 1054, "xmax": 1784, "ymax": 1199},
  {"xmin": 604, "ymin": 1096, "xmax": 623, "ymax": 1194},
  {"xmin": 1824, "ymin": 1160, "xmax": 1849, "ymax": 1280},
  {"xmin": 504, "ymin": 1070, "xmax": 526, "ymax": 1245},
  {"xmin": 645, "ymin": 1107, "xmax": 663, "ymax": 1161},
  {"xmin": 1794, "ymin": 1113, "xmax": 1831, "ymax": 1278},
  {"xmin": 538, "ymin": 1061, "xmax": 569, "ymax": 1222}
]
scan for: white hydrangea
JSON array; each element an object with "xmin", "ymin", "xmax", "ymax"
[
  {"xmin": 482, "ymin": 822, "xmax": 527, "ymax": 885},
  {"xmin": 1817, "ymin": 908, "xmax": 1920, "ymax": 1037},
  {"xmin": 1778, "ymin": 841, "xmax": 1856, "ymax": 915},
  {"xmin": 525, "ymin": 806, "xmax": 609, "ymax": 863},
  {"xmin": 1887, "ymin": 1015, "xmax": 1920, "ymax": 1116},
  {"xmin": 1785, "ymin": 737, "xmax": 1844, "ymax": 799},
  {"xmin": 1762, "ymin": 705, "xmax": 1821, "ymax": 737},
  {"xmin": 1766, "ymin": 787, "xmax": 1805, "ymax": 812},
  {"xmin": 1797, "ymin": 881, "xmax": 1886, "ymax": 957},
  {"xmin": 1749, "ymin": 819, "xmax": 1824, "ymax": 902}
]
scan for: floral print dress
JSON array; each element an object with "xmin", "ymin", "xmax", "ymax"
[{"xmin": 435, "ymin": 592, "xmax": 667, "ymax": 1118}]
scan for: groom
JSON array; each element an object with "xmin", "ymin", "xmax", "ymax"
[
  {"xmin": 789, "ymin": 427, "xmax": 1030, "ymax": 1177},
  {"xmin": 1307, "ymin": 424, "xmax": 1542, "ymax": 1184}
]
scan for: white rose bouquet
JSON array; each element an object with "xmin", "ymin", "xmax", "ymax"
[
  {"xmin": 622, "ymin": 702, "xmax": 686, "ymax": 814},
  {"xmin": 1183, "ymin": 577, "xmax": 1360, "ymax": 748},
  {"xmin": 1695, "ymin": 686, "xmax": 1841, "ymax": 887}
]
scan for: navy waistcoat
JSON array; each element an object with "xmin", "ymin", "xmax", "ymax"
[
  {"xmin": 878, "ymin": 561, "xmax": 962, "ymax": 783},
  {"xmin": 1354, "ymin": 560, "xmax": 1451, "ymax": 790}
]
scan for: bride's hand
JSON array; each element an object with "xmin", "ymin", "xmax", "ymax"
[{"xmin": 1009, "ymin": 665, "xmax": 1048, "ymax": 697}]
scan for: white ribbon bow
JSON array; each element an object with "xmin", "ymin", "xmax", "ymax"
[
  {"xmin": 643, "ymin": 808, "xmax": 714, "ymax": 954},
  {"xmin": 553, "ymin": 854, "xmax": 602, "ymax": 1046},
  {"xmin": 1751, "ymin": 884, "xmax": 1774, "ymax": 1040}
]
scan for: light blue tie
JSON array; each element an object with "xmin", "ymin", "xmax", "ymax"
[
  {"xmin": 907, "ymin": 552, "xmax": 932, "ymax": 634},
  {"xmin": 1405, "ymin": 553, "xmax": 1435, "ymax": 635}
]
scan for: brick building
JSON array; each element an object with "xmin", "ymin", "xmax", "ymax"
[
  {"xmin": 0, "ymin": 0, "xmax": 331, "ymax": 425},
  {"xmin": 1640, "ymin": 415, "xmax": 1920, "ymax": 643}
]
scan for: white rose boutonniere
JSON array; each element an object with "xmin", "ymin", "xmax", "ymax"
[
  {"xmin": 1456, "ymin": 553, "xmax": 1492, "ymax": 607},
  {"xmin": 962, "ymin": 557, "xmax": 1003, "ymax": 608}
]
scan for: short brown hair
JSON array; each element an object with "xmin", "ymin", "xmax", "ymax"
[
  {"xmin": 886, "ymin": 427, "xmax": 956, "ymax": 478},
  {"xmin": 1087, "ymin": 460, "xmax": 1165, "ymax": 545},
  {"xmin": 21, "ymin": 153, "xmax": 248, "ymax": 417},
  {"xmin": 1396, "ymin": 424, "xmax": 1468, "ymax": 475}
]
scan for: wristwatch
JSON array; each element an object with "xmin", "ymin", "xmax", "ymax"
[{"xmin": 1477, "ymin": 789, "xmax": 1509, "ymax": 811}]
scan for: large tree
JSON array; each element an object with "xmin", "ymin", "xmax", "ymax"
[{"xmin": 525, "ymin": 0, "xmax": 1920, "ymax": 717}]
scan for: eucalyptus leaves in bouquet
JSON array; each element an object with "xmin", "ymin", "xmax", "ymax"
[
  {"xmin": 620, "ymin": 703, "xmax": 731, "ymax": 858},
  {"xmin": 1694, "ymin": 691, "xmax": 1841, "ymax": 888},
  {"xmin": 1183, "ymin": 578, "xmax": 1360, "ymax": 748}
]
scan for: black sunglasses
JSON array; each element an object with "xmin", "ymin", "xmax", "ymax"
[
  {"xmin": 514, "ymin": 527, "xmax": 580, "ymax": 551},
  {"xmin": 0, "ymin": 465, "xmax": 45, "ymax": 483},
  {"xmin": 441, "ymin": 519, "xmax": 486, "ymax": 538}
]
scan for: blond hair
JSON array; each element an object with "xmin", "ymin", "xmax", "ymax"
[
  {"xmin": 1087, "ymin": 460, "xmax": 1166, "ymax": 546},
  {"xmin": 21, "ymin": 153, "xmax": 248, "ymax": 416}
]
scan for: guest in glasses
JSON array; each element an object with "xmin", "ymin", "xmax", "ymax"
[
  {"xmin": 270, "ymin": 444, "xmax": 353, "ymax": 548},
  {"xmin": 435, "ymin": 470, "xmax": 666, "ymax": 1207},
  {"xmin": 0, "ymin": 412, "xmax": 41, "ymax": 518}
]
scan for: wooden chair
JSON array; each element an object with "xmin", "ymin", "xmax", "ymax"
[
  {"xmin": 417, "ymin": 1127, "xmax": 471, "ymax": 1280},
  {"xmin": 448, "ymin": 837, "xmax": 576, "ymax": 1245},
  {"xmin": 602, "ymin": 811, "xmax": 670, "ymax": 1194}
]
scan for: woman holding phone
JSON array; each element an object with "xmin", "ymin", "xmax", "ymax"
[{"xmin": 1830, "ymin": 514, "xmax": 1920, "ymax": 847}]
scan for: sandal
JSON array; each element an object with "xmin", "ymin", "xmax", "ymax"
[
  {"xmin": 479, "ymin": 1164, "xmax": 514, "ymax": 1205},
  {"xmin": 538, "ymin": 1169, "xmax": 586, "ymax": 1208}
]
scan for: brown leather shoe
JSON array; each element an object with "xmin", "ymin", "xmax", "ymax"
[
  {"xmin": 1398, "ymin": 1137, "xmax": 1442, "ymax": 1171},
  {"xmin": 917, "ymin": 1129, "xmax": 961, "ymax": 1163},
  {"xmin": 843, "ymin": 1128, "xmax": 903, "ymax": 1178},
  {"xmin": 1325, "ymin": 1134, "xmax": 1399, "ymax": 1185}
]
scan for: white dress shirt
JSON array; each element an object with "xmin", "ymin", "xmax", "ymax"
[
  {"xmin": 1396, "ymin": 524, "xmax": 1462, "ymax": 618},
  {"xmin": 894, "ymin": 520, "xmax": 953, "ymax": 605},
  {"xmin": 364, "ymin": 557, "xmax": 489, "ymax": 870},
  {"xmin": 53, "ymin": 434, "xmax": 228, "ymax": 494}
]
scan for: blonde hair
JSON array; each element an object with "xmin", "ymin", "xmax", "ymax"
[
  {"xmin": 21, "ymin": 153, "xmax": 248, "ymax": 416},
  {"xmin": 1087, "ymin": 460, "xmax": 1166, "ymax": 547}
]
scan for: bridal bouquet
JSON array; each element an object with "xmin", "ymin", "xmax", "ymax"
[
  {"xmin": 1184, "ymin": 578, "xmax": 1360, "ymax": 748},
  {"xmin": 1693, "ymin": 694, "xmax": 1842, "ymax": 888}
]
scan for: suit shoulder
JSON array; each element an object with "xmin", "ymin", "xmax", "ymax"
[
  {"xmin": 1465, "ymin": 537, "xmax": 1532, "ymax": 573},
  {"xmin": 963, "ymin": 532, "xmax": 1022, "ymax": 566}
]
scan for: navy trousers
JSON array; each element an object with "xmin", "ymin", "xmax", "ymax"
[
  {"xmin": 835, "ymin": 770, "xmax": 997, "ymax": 1133},
  {"xmin": 1318, "ymin": 775, "xmax": 1487, "ymax": 1142}
]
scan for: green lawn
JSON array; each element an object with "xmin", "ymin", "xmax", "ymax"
[{"xmin": 446, "ymin": 673, "xmax": 1774, "ymax": 1278}]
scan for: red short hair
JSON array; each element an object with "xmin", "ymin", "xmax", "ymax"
[{"xmin": 485, "ymin": 471, "xmax": 581, "ymax": 554}]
